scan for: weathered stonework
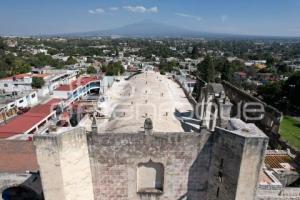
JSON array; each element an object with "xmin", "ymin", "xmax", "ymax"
[
  {"xmin": 207, "ymin": 127, "xmax": 268, "ymax": 200},
  {"xmin": 34, "ymin": 123, "xmax": 268, "ymax": 200},
  {"xmin": 87, "ymin": 131, "xmax": 212, "ymax": 200},
  {"xmin": 34, "ymin": 128, "xmax": 94, "ymax": 200}
]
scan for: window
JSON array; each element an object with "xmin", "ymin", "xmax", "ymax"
[
  {"xmin": 19, "ymin": 100, "xmax": 24, "ymax": 103},
  {"xmin": 220, "ymin": 159, "xmax": 224, "ymax": 169},
  {"xmin": 137, "ymin": 160, "xmax": 164, "ymax": 194},
  {"xmin": 31, "ymin": 93, "xmax": 36, "ymax": 98},
  {"xmin": 216, "ymin": 187, "xmax": 220, "ymax": 197},
  {"xmin": 4, "ymin": 83, "xmax": 8, "ymax": 87}
]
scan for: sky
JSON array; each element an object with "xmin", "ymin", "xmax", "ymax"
[{"xmin": 0, "ymin": 0, "xmax": 300, "ymax": 37}]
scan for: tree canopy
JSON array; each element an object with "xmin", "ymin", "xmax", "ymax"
[
  {"xmin": 31, "ymin": 77, "xmax": 45, "ymax": 89},
  {"xmin": 106, "ymin": 62, "xmax": 125, "ymax": 76},
  {"xmin": 86, "ymin": 66, "xmax": 97, "ymax": 74},
  {"xmin": 197, "ymin": 55, "xmax": 215, "ymax": 83}
]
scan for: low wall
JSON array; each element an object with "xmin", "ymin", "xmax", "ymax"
[
  {"xmin": 256, "ymin": 187, "xmax": 300, "ymax": 200},
  {"xmin": 221, "ymin": 81, "xmax": 300, "ymax": 162},
  {"xmin": 173, "ymin": 76, "xmax": 198, "ymax": 106},
  {"xmin": 222, "ymin": 81, "xmax": 282, "ymax": 146}
]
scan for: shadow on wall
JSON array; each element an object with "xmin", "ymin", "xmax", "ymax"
[
  {"xmin": 173, "ymin": 136, "xmax": 213, "ymax": 200},
  {"xmin": 187, "ymin": 135, "xmax": 213, "ymax": 200},
  {"xmin": 2, "ymin": 186, "xmax": 41, "ymax": 200},
  {"xmin": 1, "ymin": 173, "xmax": 43, "ymax": 200},
  {"xmin": 174, "ymin": 108, "xmax": 200, "ymax": 132}
]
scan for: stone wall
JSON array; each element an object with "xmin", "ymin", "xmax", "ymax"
[
  {"xmin": 33, "ymin": 125, "xmax": 268, "ymax": 200},
  {"xmin": 174, "ymin": 76, "xmax": 198, "ymax": 106},
  {"xmin": 207, "ymin": 127, "xmax": 268, "ymax": 200},
  {"xmin": 87, "ymin": 131, "xmax": 213, "ymax": 200},
  {"xmin": 256, "ymin": 187, "xmax": 300, "ymax": 200},
  {"xmin": 34, "ymin": 128, "xmax": 94, "ymax": 200},
  {"xmin": 222, "ymin": 81, "xmax": 282, "ymax": 146}
]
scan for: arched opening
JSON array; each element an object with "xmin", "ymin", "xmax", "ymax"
[
  {"xmin": 2, "ymin": 186, "xmax": 42, "ymax": 200},
  {"xmin": 137, "ymin": 159, "xmax": 164, "ymax": 194}
]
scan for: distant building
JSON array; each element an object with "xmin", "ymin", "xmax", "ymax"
[{"xmin": 0, "ymin": 91, "xmax": 38, "ymax": 124}]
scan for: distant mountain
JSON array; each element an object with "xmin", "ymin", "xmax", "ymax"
[
  {"xmin": 47, "ymin": 20, "xmax": 300, "ymax": 39},
  {"xmin": 65, "ymin": 20, "xmax": 209, "ymax": 38}
]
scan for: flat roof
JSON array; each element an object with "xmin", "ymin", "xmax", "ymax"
[
  {"xmin": 55, "ymin": 76, "xmax": 99, "ymax": 91},
  {"xmin": 91, "ymin": 71, "xmax": 194, "ymax": 133},
  {"xmin": 0, "ymin": 73, "xmax": 50, "ymax": 81},
  {"xmin": 0, "ymin": 98, "xmax": 61, "ymax": 138}
]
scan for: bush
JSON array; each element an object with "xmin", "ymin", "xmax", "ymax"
[
  {"xmin": 106, "ymin": 62, "xmax": 125, "ymax": 76},
  {"xmin": 31, "ymin": 77, "xmax": 45, "ymax": 89},
  {"xmin": 87, "ymin": 66, "xmax": 97, "ymax": 74},
  {"xmin": 160, "ymin": 70, "xmax": 166, "ymax": 75}
]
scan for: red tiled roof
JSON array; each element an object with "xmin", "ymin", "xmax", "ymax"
[
  {"xmin": 55, "ymin": 76, "xmax": 99, "ymax": 91},
  {"xmin": 0, "ymin": 140, "xmax": 38, "ymax": 173},
  {"xmin": 0, "ymin": 99, "xmax": 61, "ymax": 138}
]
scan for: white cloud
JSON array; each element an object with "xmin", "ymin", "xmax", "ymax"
[
  {"xmin": 123, "ymin": 6, "xmax": 158, "ymax": 13},
  {"xmin": 175, "ymin": 13, "xmax": 202, "ymax": 21},
  {"xmin": 109, "ymin": 7, "xmax": 119, "ymax": 11},
  {"xmin": 148, "ymin": 7, "xmax": 158, "ymax": 13},
  {"xmin": 89, "ymin": 8, "xmax": 105, "ymax": 14},
  {"xmin": 221, "ymin": 15, "xmax": 228, "ymax": 22}
]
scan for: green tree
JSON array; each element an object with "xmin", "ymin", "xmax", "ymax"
[
  {"xmin": 106, "ymin": 62, "xmax": 125, "ymax": 76},
  {"xmin": 101, "ymin": 65, "xmax": 107, "ymax": 73},
  {"xmin": 266, "ymin": 54, "xmax": 275, "ymax": 67},
  {"xmin": 87, "ymin": 66, "xmax": 97, "ymax": 74},
  {"xmin": 191, "ymin": 46, "xmax": 198, "ymax": 59},
  {"xmin": 277, "ymin": 63, "xmax": 292, "ymax": 75},
  {"xmin": 221, "ymin": 60, "xmax": 232, "ymax": 81},
  {"xmin": 159, "ymin": 59, "xmax": 178, "ymax": 73},
  {"xmin": 198, "ymin": 55, "xmax": 215, "ymax": 83},
  {"xmin": 31, "ymin": 77, "xmax": 45, "ymax": 89},
  {"xmin": 283, "ymin": 71, "xmax": 300, "ymax": 110},
  {"xmin": 66, "ymin": 56, "xmax": 77, "ymax": 65},
  {"xmin": 257, "ymin": 82, "xmax": 283, "ymax": 105},
  {"xmin": 160, "ymin": 69, "xmax": 166, "ymax": 75}
]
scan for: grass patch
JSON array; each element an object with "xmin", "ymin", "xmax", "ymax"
[{"xmin": 279, "ymin": 116, "xmax": 300, "ymax": 150}]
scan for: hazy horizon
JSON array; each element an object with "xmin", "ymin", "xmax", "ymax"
[{"xmin": 1, "ymin": 0, "xmax": 300, "ymax": 37}]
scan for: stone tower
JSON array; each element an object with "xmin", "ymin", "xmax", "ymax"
[
  {"xmin": 34, "ymin": 128, "xmax": 95, "ymax": 200},
  {"xmin": 207, "ymin": 119, "xmax": 268, "ymax": 200}
]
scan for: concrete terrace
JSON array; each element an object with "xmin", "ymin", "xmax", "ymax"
[{"xmin": 93, "ymin": 71, "xmax": 196, "ymax": 133}]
